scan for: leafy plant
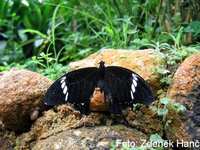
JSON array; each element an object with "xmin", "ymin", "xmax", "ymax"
[
  {"xmin": 185, "ymin": 21, "xmax": 200, "ymax": 37},
  {"xmin": 152, "ymin": 97, "xmax": 187, "ymax": 120},
  {"xmin": 0, "ymin": 0, "xmax": 199, "ymax": 82},
  {"xmin": 153, "ymin": 65, "xmax": 171, "ymax": 86},
  {"xmin": 151, "ymin": 97, "xmax": 174, "ymax": 130},
  {"xmin": 30, "ymin": 52, "xmax": 67, "ymax": 80},
  {"xmin": 156, "ymin": 97, "xmax": 169, "ymax": 120},
  {"xmin": 171, "ymin": 103, "xmax": 186, "ymax": 113}
]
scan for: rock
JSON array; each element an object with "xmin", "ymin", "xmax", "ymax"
[
  {"xmin": 0, "ymin": 121, "xmax": 16, "ymax": 150},
  {"xmin": 167, "ymin": 53, "xmax": 200, "ymax": 105},
  {"xmin": 0, "ymin": 69, "xmax": 52, "ymax": 132},
  {"xmin": 31, "ymin": 126, "xmax": 146, "ymax": 150},
  {"xmin": 164, "ymin": 106, "xmax": 192, "ymax": 144},
  {"xmin": 0, "ymin": 138, "xmax": 13, "ymax": 150},
  {"xmin": 125, "ymin": 106, "xmax": 162, "ymax": 134},
  {"xmin": 17, "ymin": 105, "xmax": 148, "ymax": 149},
  {"xmin": 16, "ymin": 104, "xmax": 190, "ymax": 149},
  {"xmin": 69, "ymin": 49, "xmax": 165, "ymax": 92},
  {"xmin": 167, "ymin": 53, "xmax": 200, "ymax": 140}
]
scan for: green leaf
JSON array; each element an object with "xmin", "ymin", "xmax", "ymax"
[
  {"xmin": 173, "ymin": 103, "xmax": 187, "ymax": 113},
  {"xmin": 150, "ymin": 134, "xmax": 164, "ymax": 143},
  {"xmin": 160, "ymin": 97, "xmax": 169, "ymax": 105},
  {"xmin": 22, "ymin": 29, "xmax": 48, "ymax": 39},
  {"xmin": 185, "ymin": 21, "xmax": 200, "ymax": 36},
  {"xmin": 157, "ymin": 108, "xmax": 168, "ymax": 117}
]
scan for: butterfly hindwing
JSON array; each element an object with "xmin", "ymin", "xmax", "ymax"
[
  {"xmin": 44, "ymin": 76, "xmax": 66, "ymax": 106},
  {"xmin": 44, "ymin": 67, "xmax": 99, "ymax": 112}
]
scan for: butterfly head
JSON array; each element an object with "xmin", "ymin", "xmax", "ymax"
[{"xmin": 99, "ymin": 61, "xmax": 105, "ymax": 68}]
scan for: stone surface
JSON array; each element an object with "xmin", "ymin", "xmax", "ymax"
[
  {"xmin": 125, "ymin": 106, "xmax": 162, "ymax": 134},
  {"xmin": 0, "ymin": 137, "xmax": 13, "ymax": 150},
  {"xmin": 165, "ymin": 106, "xmax": 192, "ymax": 143},
  {"xmin": 32, "ymin": 126, "xmax": 146, "ymax": 150},
  {"xmin": 167, "ymin": 52, "xmax": 200, "ymax": 140},
  {"xmin": 69, "ymin": 49, "xmax": 165, "ymax": 91},
  {"xmin": 16, "ymin": 104, "xmax": 190, "ymax": 149},
  {"xmin": 167, "ymin": 52, "xmax": 200, "ymax": 105},
  {"xmin": 0, "ymin": 69, "xmax": 52, "ymax": 132},
  {"xmin": 0, "ymin": 120, "xmax": 16, "ymax": 150}
]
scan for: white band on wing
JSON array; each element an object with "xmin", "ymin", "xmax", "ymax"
[
  {"xmin": 130, "ymin": 73, "xmax": 138, "ymax": 100},
  {"xmin": 60, "ymin": 76, "xmax": 68, "ymax": 101}
]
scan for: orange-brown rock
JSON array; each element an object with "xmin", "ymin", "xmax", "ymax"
[
  {"xmin": 125, "ymin": 106, "xmax": 162, "ymax": 134},
  {"xmin": 69, "ymin": 49, "xmax": 165, "ymax": 92},
  {"xmin": 167, "ymin": 52, "xmax": 200, "ymax": 106},
  {"xmin": 16, "ymin": 103, "xmax": 190, "ymax": 149},
  {"xmin": 167, "ymin": 52, "xmax": 200, "ymax": 140},
  {"xmin": 165, "ymin": 106, "xmax": 192, "ymax": 145},
  {"xmin": 0, "ymin": 69, "xmax": 52, "ymax": 132},
  {"xmin": 16, "ymin": 104, "xmax": 148, "ymax": 149}
]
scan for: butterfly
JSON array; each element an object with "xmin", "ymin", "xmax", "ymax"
[{"xmin": 44, "ymin": 61, "xmax": 154, "ymax": 114}]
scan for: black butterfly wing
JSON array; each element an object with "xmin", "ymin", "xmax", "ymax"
[
  {"xmin": 105, "ymin": 66, "xmax": 154, "ymax": 113},
  {"xmin": 44, "ymin": 67, "xmax": 99, "ymax": 113}
]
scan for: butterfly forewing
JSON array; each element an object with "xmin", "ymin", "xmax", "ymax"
[
  {"xmin": 106, "ymin": 66, "xmax": 154, "ymax": 106},
  {"xmin": 44, "ymin": 67, "xmax": 99, "ymax": 109}
]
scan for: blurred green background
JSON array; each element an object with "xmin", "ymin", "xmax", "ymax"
[{"xmin": 0, "ymin": 0, "xmax": 199, "ymax": 80}]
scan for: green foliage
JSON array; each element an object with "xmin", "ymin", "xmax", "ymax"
[
  {"xmin": 152, "ymin": 97, "xmax": 186, "ymax": 120},
  {"xmin": 0, "ymin": 0, "xmax": 199, "ymax": 79},
  {"xmin": 156, "ymin": 97, "xmax": 169, "ymax": 120},
  {"xmin": 0, "ymin": 52, "xmax": 66, "ymax": 80},
  {"xmin": 147, "ymin": 134, "xmax": 165, "ymax": 150},
  {"xmin": 185, "ymin": 21, "xmax": 200, "ymax": 37},
  {"xmin": 162, "ymin": 28, "xmax": 199, "ymax": 66},
  {"xmin": 153, "ymin": 65, "xmax": 171, "ymax": 86},
  {"xmin": 29, "ymin": 52, "xmax": 67, "ymax": 80},
  {"xmin": 149, "ymin": 28, "xmax": 199, "ymax": 87},
  {"xmin": 133, "ymin": 103, "xmax": 143, "ymax": 111},
  {"xmin": 171, "ymin": 102, "xmax": 186, "ymax": 114}
]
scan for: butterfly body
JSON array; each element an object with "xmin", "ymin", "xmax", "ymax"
[
  {"xmin": 44, "ymin": 61, "xmax": 154, "ymax": 114},
  {"xmin": 89, "ymin": 87, "xmax": 109, "ymax": 112}
]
